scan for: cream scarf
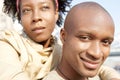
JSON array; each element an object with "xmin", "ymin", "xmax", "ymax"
[{"xmin": 0, "ymin": 29, "xmax": 61, "ymax": 79}]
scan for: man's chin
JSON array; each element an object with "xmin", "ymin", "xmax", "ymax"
[{"xmin": 83, "ymin": 70, "xmax": 98, "ymax": 78}]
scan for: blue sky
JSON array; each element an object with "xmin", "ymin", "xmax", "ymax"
[{"xmin": 71, "ymin": 0, "xmax": 120, "ymax": 35}]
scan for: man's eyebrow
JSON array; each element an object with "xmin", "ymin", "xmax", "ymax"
[
  {"xmin": 76, "ymin": 31, "xmax": 114, "ymax": 40},
  {"xmin": 76, "ymin": 30, "xmax": 92, "ymax": 35},
  {"xmin": 104, "ymin": 37, "xmax": 114, "ymax": 41}
]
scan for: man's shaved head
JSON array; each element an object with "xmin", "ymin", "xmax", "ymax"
[
  {"xmin": 64, "ymin": 2, "xmax": 114, "ymax": 33},
  {"xmin": 59, "ymin": 2, "xmax": 115, "ymax": 80}
]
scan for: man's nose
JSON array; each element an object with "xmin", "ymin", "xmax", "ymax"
[{"xmin": 87, "ymin": 41, "xmax": 103, "ymax": 59}]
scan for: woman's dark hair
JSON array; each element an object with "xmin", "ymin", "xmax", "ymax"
[{"xmin": 3, "ymin": 0, "xmax": 72, "ymax": 27}]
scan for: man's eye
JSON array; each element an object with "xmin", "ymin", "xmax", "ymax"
[
  {"xmin": 102, "ymin": 40, "xmax": 112, "ymax": 46},
  {"xmin": 79, "ymin": 36, "xmax": 91, "ymax": 41}
]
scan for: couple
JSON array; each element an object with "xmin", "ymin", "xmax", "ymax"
[{"xmin": 0, "ymin": 0, "xmax": 120, "ymax": 80}]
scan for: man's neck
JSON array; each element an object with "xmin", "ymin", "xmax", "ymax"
[{"xmin": 56, "ymin": 66, "xmax": 88, "ymax": 80}]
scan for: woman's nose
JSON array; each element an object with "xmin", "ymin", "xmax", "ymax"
[{"xmin": 32, "ymin": 9, "xmax": 42, "ymax": 22}]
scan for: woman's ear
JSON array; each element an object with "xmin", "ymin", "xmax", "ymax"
[
  {"xmin": 55, "ymin": 9, "xmax": 59, "ymax": 23},
  {"xmin": 60, "ymin": 28, "xmax": 66, "ymax": 44}
]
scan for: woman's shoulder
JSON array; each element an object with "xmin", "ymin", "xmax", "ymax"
[
  {"xmin": 0, "ymin": 40, "xmax": 20, "ymax": 63},
  {"xmin": 0, "ymin": 40, "xmax": 16, "ymax": 52}
]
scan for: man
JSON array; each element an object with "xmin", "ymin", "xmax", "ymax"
[{"xmin": 43, "ymin": 2, "xmax": 120, "ymax": 80}]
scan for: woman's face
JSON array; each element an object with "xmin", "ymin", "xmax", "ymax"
[{"xmin": 20, "ymin": 0, "xmax": 58, "ymax": 42}]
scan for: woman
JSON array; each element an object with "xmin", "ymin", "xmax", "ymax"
[{"xmin": 0, "ymin": 0, "xmax": 72, "ymax": 80}]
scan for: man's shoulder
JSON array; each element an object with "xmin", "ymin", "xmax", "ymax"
[{"xmin": 43, "ymin": 70, "xmax": 64, "ymax": 80}]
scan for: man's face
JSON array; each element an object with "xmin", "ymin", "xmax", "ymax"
[{"xmin": 61, "ymin": 10, "xmax": 114, "ymax": 77}]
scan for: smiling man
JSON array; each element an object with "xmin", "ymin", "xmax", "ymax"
[{"xmin": 43, "ymin": 2, "xmax": 115, "ymax": 80}]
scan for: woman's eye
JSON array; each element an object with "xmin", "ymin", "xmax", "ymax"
[
  {"xmin": 41, "ymin": 6, "xmax": 50, "ymax": 11},
  {"xmin": 22, "ymin": 9, "xmax": 31, "ymax": 14}
]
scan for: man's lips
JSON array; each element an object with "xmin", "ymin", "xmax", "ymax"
[
  {"xmin": 32, "ymin": 27, "xmax": 45, "ymax": 34},
  {"xmin": 81, "ymin": 57, "xmax": 100, "ymax": 70}
]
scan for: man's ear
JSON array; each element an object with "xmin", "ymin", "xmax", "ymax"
[{"xmin": 60, "ymin": 28, "xmax": 66, "ymax": 44}]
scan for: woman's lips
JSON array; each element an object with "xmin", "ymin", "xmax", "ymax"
[
  {"xmin": 32, "ymin": 27, "xmax": 45, "ymax": 34},
  {"xmin": 81, "ymin": 57, "xmax": 100, "ymax": 70}
]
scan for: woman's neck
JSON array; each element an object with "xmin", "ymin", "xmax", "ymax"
[
  {"xmin": 39, "ymin": 36, "xmax": 54, "ymax": 48},
  {"xmin": 42, "ymin": 38, "xmax": 51, "ymax": 48}
]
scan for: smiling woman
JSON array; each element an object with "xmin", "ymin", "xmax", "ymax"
[{"xmin": 0, "ymin": 0, "xmax": 72, "ymax": 80}]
